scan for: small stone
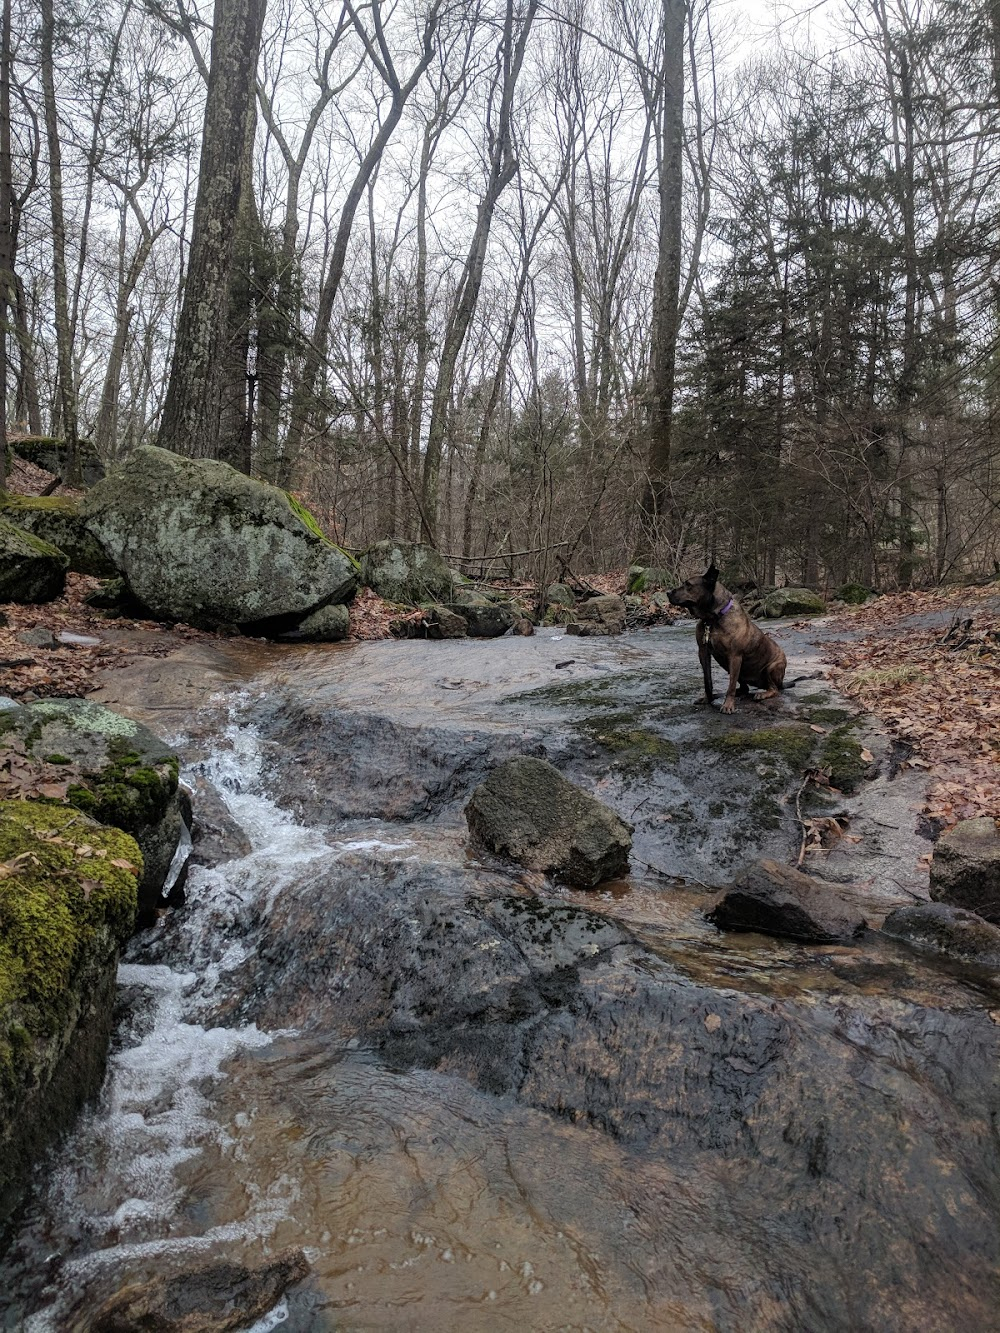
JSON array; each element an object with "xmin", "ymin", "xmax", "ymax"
[
  {"xmin": 293, "ymin": 601, "xmax": 350, "ymax": 642},
  {"xmin": 512, "ymin": 617, "xmax": 534, "ymax": 636},
  {"xmin": 425, "ymin": 605, "xmax": 468, "ymax": 639},
  {"xmin": 16, "ymin": 627, "xmax": 59, "ymax": 649}
]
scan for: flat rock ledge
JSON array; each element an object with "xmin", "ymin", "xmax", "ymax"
[
  {"xmin": 707, "ymin": 859, "xmax": 868, "ymax": 943},
  {"xmin": 465, "ymin": 755, "xmax": 633, "ymax": 888}
]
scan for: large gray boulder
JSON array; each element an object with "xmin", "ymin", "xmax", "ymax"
[
  {"xmin": 0, "ymin": 495, "xmax": 115, "ymax": 576},
  {"xmin": 0, "ymin": 518, "xmax": 68, "ymax": 603},
  {"xmin": 0, "ymin": 698, "xmax": 183, "ymax": 926},
  {"xmin": 465, "ymin": 755, "xmax": 633, "ymax": 887},
  {"xmin": 81, "ymin": 446, "xmax": 358, "ymax": 628},
  {"xmin": 763, "ymin": 587, "xmax": 826, "ymax": 618},
  {"xmin": 0, "ymin": 802, "xmax": 140, "ymax": 1237},
  {"xmin": 707, "ymin": 860, "xmax": 867, "ymax": 943},
  {"xmin": 930, "ymin": 817, "xmax": 1000, "ymax": 923},
  {"xmin": 361, "ymin": 539, "xmax": 454, "ymax": 605}
]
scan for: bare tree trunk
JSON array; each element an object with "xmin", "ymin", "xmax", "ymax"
[
  {"xmin": 157, "ymin": 0, "xmax": 266, "ymax": 461},
  {"xmin": 0, "ymin": 0, "xmax": 10, "ymax": 487},
  {"xmin": 40, "ymin": 0, "xmax": 80, "ymax": 482},
  {"xmin": 637, "ymin": 0, "xmax": 686, "ymax": 561},
  {"xmin": 420, "ymin": 0, "xmax": 540, "ymax": 543}
]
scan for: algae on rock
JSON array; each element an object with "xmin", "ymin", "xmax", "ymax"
[
  {"xmin": 0, "ymin": 494, "xmax": 115, "ymax": 577},
  {"xmin": 0, "ymin": 518, "xmax": 69, "ymax": 603}
]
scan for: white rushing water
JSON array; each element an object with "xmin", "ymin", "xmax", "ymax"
[{"xmin": 17, "ymin": 702, "xmax": 410, "ymax": 1329}]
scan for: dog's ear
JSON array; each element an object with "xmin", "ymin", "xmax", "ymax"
[{"xmin": 704, "ymin": 564, "xmax": 719, "ymax": 587}]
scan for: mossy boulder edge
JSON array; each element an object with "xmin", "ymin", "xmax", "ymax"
[
  {"xmin": 81, "ymin": 446, "xmax": 358, "ymax": 628},
  {"xmin": 0, "ymin": 518, "xmax": 69, "ymax": 604},
  {"xmin": 0, "ymin": 801, "xmax": 140, "ymax": 1239},
  {"xmin": 0, "ymin": 493, "xmax": 116, "ymax": 577},
  {"xmin": 1, "ymin": 699, "xmax": 182, "ymax": 925}
]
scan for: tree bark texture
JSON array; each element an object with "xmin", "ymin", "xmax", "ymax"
[
  {"xmin": 156, "ymin": 0, "xmax": 266, "ymax": 461},
  {"xmin": 637, "ymin": 0, "xmax": 686, "ymax": 562}
]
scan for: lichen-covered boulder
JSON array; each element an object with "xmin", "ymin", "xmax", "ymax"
[
  {"xmin": 930, "ymin": 818, "xmax": 1000, "ymax": 923},
  {"xmin": 0, "ymin": 801, "xmax": 140, "ymax": 1237},
  {"xmin": 0, "ymin": 699, "xmax": 182, "ymax": 926},
  {"xmin": 0, "ymin": 518, "xmax": 69, "ymax": 604},
  {"xmin": 465, "ymin": 756, "xmax": 633, "ymax": 887},
  {"xmin": 361, "ymin": 539, "xmax": 455, "ymax": 605},
  {"xmin": 545, "ymin": 582, "xmax": 576, "ymax": 607},
  {"xmin": 707, "ymin": 860, "xmax": 867, "ymax": 943},
  {"xmin": 565, "ymin": 594, "xmax": 626, "ymax": 637},
  {"xmin": 0, "ymin": 495, "xmax": 116, "ymax": 576},
  {"xmin": 763, "ymin": 588, "xmax": 826, "ymax": 618},
  {"xmin": 81, "ymin": 446, "xmax": 358, "ymax": 628},
  {"xmin": 12, "ymin": 434, "xmax": 106, "ymax": 486}
]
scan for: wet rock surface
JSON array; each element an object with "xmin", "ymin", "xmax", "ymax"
[
  {"xmin": 85, "ymin": 1248, "xmax": 309, "ymax": 1332},
  {"xmin": 707, "ymin": 859, "xmax": 868, "ymax": 943},
  {"xmin": 466, "ymin": 755, "xmax": 632, "ymax": 886},
  {"xmin": 5, "ymin": 624, "xmax": 1000, "ymax": 1332},
  {"xmin": 883, "ymin": 901, "xmax": 1000, "ymax": 968}
]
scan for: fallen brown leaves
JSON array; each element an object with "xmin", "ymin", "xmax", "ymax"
[
  {"xmin": 824, "ymin": 584, "xmax": 1000, "ymax": 828},
  {"xmin": 0, "ymin": 574, "xmax": 216, "ymax": 701}
]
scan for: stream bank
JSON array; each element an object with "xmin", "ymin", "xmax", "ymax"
[{"xmin": 2, "ymin": 621, "xmax": 997, "ymax": 1332}]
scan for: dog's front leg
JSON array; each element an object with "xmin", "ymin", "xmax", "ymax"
[
  {"xmin": 721, "ymin": 654, "xmax": 743, "ymax": 714},
  {"xmin": 696, "ymin": 624, "xmax": 714, "ymax": 702}
]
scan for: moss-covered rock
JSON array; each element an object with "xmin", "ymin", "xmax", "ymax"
[
  {"xmin": 837, "ymin": 582, "xmax": 871, "ymax": 605},
  {"xmin": 0, "ymin": 494, "xmax": 116, "ymax": 577},
  {"xmin": 0, "ymin": 699, "xmax": 181, "ymax": 925},
  {"xmin": 545, "ymin": 582, "xmax": 576, "ymax": 607},
  {"xmin": 708, "ymin": 724, "xmax": 816, "ymax": 771},
  {"xmin": 819, "ymin": 725, "xmax": 867, "ymax": 793},
  {"xmin": 626, "ymin": 566, "xmax": 673, "ymax": 594},
  {"xmin": 565, "ymin": 594, "xmax": 626, "ymax": 637},
  {"xmin": 361, "ymin": 539, "xmax": 455, "ymax": 606},
  {"xmin": 0, "ymin": 518, "xmax": 69, "ymax": 604},
  {"xmin": 81, "ymin": 446, "xmax": 358, "ymax": 629},
  {"xmin": 763, "ymin": 588, "xmax": 826, "ymax": 618},
  {"xmin": 0, "ymin": 800, "xmax": 140, "ymax": 1237},
  {"xmin": 12, "ymin": 435, "xmax": 105, "ymax": 486},
  {"xmin": 291, "ymin": 601, "xmax": 350, "ymax": 642},
  {"xmin": 466, "ymin": 756, "xmax": 633, "ymax": 887}
]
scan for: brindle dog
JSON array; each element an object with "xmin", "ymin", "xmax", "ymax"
[{"xmin": 668, "ymin": 566, "xmax": 787, "ymax": 714}]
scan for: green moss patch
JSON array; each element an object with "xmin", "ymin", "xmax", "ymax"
[
  {"xmin": 67, "ymin": 751, "xmax": 178, "ymax": 834},
  {"xmin": 0, "ymin": 802, "xmax": 140, "ymax": 1092},
  {"xmin": 819, "ymin": 725, "xmax": 867, "ymax": 794},
  {"xmin": 708, "ymin": 724, "xmax": 816, "ymax": 771}
]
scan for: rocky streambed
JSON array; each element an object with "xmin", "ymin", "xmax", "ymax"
[{"xmin": 1, "ymin": 623, "xmax": 998, "ymax": 1331}]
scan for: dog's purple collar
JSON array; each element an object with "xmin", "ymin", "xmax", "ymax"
[{"xmin": 717, "ymin": 597, "xmax": 734, "ymax": 616}]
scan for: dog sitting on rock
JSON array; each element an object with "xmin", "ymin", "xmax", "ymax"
[{"xmin": 667, "ymin": 566, "xmax": 788, "ymax": 714}]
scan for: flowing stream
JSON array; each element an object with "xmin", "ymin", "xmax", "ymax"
[{"xmin": 1, "ymin": 626, "xmax": 999, "ymax": 1331}]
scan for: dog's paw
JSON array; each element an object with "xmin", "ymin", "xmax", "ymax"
[{"xmin": 721, "ymin": 697, "xmax": 736, "ymax": 714}]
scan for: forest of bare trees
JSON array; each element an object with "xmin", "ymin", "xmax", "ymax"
[{"xmin": 4, "ymin": 0, "xmax": 1000, "ymax": 589}]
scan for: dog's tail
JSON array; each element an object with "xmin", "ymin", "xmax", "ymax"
[{"xmin": 780, "ymin": 671, "xmax": 825, "ymax": 691}]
